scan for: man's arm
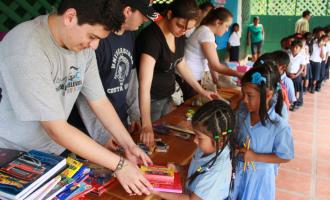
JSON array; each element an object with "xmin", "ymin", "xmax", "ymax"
[
  {"xmin": 87, "ymin": 96, "xmax": 151, "ymax": 164},
  {"xmin": 126, "ymin": 69, "xmax": 141, "ymax": 123},
  {"xmin": 41, "ymin": 120, "xmax": 120, "ymax": 169},
  {"xmin": 139, "ymin": 53, "xmax": 156, "ymax": 147},
  {"xmin": 41, "ymin": 120, "xmax": 152, "ymax": 195}
]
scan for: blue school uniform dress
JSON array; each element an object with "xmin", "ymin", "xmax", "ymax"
[
  {"xmin": 187, "ymin": 145, "xmax": 232, "ymax": 200},
  {"xmin": 231, "ymin": 103, "xmax": 294, "ymax": 200}
]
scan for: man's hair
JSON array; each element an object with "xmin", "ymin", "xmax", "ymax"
[
  {"xmin": 57, "ymin": 0, "xmax": 125, "ymax": 32},
  {"xmin": 302, "ymin": 10, "xmax": 311, "ymax": 18}
]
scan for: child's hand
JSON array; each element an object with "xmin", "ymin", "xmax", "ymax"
[{"xmin": 240, "ymin": 148, "xmax": 257, "ymax": 162}]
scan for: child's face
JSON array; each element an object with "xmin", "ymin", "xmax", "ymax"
[
  {"xmin": 193, "ymin": 128, "xmax": 217, "ymax": 154},
  {"xmin": 291, "ymin": 45, "xmax": 301, "ymax": 56},
  {"xmin": 242, "ymin": 83, "xmax": 260, "ymax": 113},
  {"xmin": 242, "ymin": 83, "xmax": 274, "ymax": 114},
  {"xmin": 278, "ymin": 64, "xmax": 287, "ymax": 75},
  {"xmin": 234, "ymin": 25, "xmax": 239, "ymax": 32}
]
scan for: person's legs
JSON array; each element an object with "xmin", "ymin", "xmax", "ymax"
[
  {"xmin": 316, "ymin": 61, "xmax": 326, "ymax": 91},
  {"xmin": 296, "ymin": 75, "xmax": 303, "ymax": 106},
  {"xmin": 251, "ymin": 43, "xmax": 257, "ymax": 62},
  {"xmin": 312, "ymin": 61, "xmax": 321, "ymax": 92},
  {"xmin": 310, "ymin": 61, "xmax": 319, "ymax": 93},
  {"xmin": 304, "ymin": 63, "xmax": 311, "ymax": 91},
  {"xmin": 230, "ymin": 46, "xmax": 240, "ymax": 62},
  {"xmin": 325, "ymin": 58, "xmax": 330, "ymax": 80},
  {"xmin": 256, "ymin": 41, "xmax": 263, "ymax": 60},
  {"xmin": 151, "ymin": 98, "xmax": 168, "ymax": 122},
  {"xmin": 161, "ymin": 97, "xmax": 176, "ymax": 117}
]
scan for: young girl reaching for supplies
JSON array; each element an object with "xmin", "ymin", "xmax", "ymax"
[
  {"xmin": 230, "ymin": 62, "xmax": 294, "ymax": 200},
  {"xmin": 152, "ymin": 100, "xmax": 236, "ymax": 200}
]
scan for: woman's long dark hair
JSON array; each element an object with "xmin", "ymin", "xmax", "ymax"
[
  {"xmin": 187, "ymin": 100, "xmax": 236, "ymax": 186},
  {"xmin": 241, "ymin": 61, "xmax": 283, "ymax": 126}
]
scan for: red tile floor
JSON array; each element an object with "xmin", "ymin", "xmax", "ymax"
[{"xmin": 276, "ymin": 81, "xmax": 330, "ymax": 200}]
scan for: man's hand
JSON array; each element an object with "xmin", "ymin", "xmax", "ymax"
[
  {"xmin": 125, "ymin": 144, "xmax": 153, "ymax": 166},
  {"xmin": 128, "ymin": 120, "xmax": 142, "ymax": 134},
  {"xmin": 115, "ymin": 159, "xmax": 153, "ymax": 195}
]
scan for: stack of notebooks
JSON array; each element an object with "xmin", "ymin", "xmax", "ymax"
[
  {"xmin": 140, "ymin": 165, "xmax": 183, "ymax": 193},
  {"xmin": 0, "ymin": 148, "xmax": 115, "ymax": 200}
]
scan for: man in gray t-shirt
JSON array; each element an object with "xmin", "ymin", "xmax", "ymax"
[{"xmin": 0, "ymin": 0, "xmax": 152, "ymax": 196}]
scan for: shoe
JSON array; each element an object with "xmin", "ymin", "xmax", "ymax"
[
  {"xmin": 315, "ymin": 87, "xmax": 321, "ymax": 92},
  {"xmin": 310, "ymin": 87, "xmax": 315, "ymax": 94},
  {"xmin": 296, "ymin": 101, "xmax": 303, "ymax": 107},
  {"xmin": 303, "ymin": 87, "xmax": 307, "ymax": 95},
  {"xmin": 289, "ymin": 104, "xmax": 296, "ymax": 111}
]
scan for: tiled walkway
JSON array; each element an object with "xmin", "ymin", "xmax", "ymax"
[{"xmin": 276, "ymin": 82, "xmax": 330, "ymax": 200}]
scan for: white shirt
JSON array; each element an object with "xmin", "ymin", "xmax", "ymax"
[
  {"xmin": 303, "ymin": 45, "xmax": 310, "ymax": 64},
  {"xmin": 228, "ymin": 32, "xmax": 240, "ymax": 46},
  {"xmin": 326, "ymin": 41, "xmax": 330, "ymax": 58},
  {"xmin": 288, "ymin": 50, "xmax": 306, "ymax": 74},
  {"xmin": 185, "ymin": 25, "xmax": 216, "ymax": 80},
  {"xmin": 310, "ymin": 43, "xmax": 324, "ymax": 63}
]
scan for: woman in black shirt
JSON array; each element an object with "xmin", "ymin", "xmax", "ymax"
[{"xmin": 136, "ymin": 0, "xmax": 219, "ymax": 146}]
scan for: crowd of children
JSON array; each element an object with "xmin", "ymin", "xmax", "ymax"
[{"xmin": 281, "ymin": 26, "xmax": 330, "ymax": 111}]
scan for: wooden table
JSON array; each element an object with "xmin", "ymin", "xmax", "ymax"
[{"xmin": 89, "ymin": 88, "xmax": 239, "ymax": 200}]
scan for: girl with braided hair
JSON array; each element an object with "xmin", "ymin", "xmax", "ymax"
[
  {"xmin": 152, "ymin": 100, "xmax": 236, "ymax": 200},
  {"xmin": 230, "ymin": 62, "xmax": 294, "ymax": 200}
]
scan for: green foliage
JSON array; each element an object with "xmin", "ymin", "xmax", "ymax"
[
  {"xmin": 251, "ymin": 0, "xmax": 330, "ymax": 16},
  {"xmin": 0, "ymin": 0, "xmax": 61, "ymax": 32}
]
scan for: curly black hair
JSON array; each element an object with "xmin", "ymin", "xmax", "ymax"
[
  {"xmin": 188, "ymin": 100, "xmax": 236, "ymax": 186},
  {"xmin": 58, "ymin": 0, "xmax": 125, "ymax": 32}
]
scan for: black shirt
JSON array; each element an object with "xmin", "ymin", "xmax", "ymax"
[
  {"xmin": 68, "ymin": 32, "xmax": 135, "ymax": 131},
  {"xmin": 96, "ymin": 31, "xmax": 135, "ymax": 125},
  {"xmin": 135, "ymin": 23, "xmax": 185, "ymax": 100}
]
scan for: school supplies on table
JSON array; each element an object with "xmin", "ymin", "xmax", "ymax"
[
  {"xmin": 164, "ymin": 124, "xmax": 195, "ymax": 135},
  {"xmin": 140, "ymin": 165, "xmax": 174, "ymax": 183},
  {"xmin": 137, "ymin": 143, "xmax": 155, "ymax": 155},
  {"xmin": 42, "ymin": 156, "xmax": 88, "ymax": 200},
  {"xmin": 155, "ymin": 141, "xmax": 169, "ymax": 153},
  {"xmin": 140, "ymin": 165, "xmax": 182, "ymax": 193},
  {"xmin": 174, "ymin": 132, "xmax": 191, "ymax": 140},
  {"xmin": 0, "ymin": 149, "xmax": 66, "ymax": 200},
  {"xmin": 84, "ymin": 162, "xmax": 115, "ymax": 196},
  {"xmin": 153, "ymin": 124, "xmax": 171, "ymax": 135}
]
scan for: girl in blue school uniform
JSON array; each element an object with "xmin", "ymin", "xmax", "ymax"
[
  {"xmin": 230, "ymin": 62, "xmax": 294, "ymax": 200},
  {"xmin": 153, "ymin": 100, "xmax": 236, "ymax": 200}
]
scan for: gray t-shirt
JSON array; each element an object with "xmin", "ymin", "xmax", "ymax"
[{"xmin": 0, "ymin": 15, "xmax": 106, "ymax": 155}]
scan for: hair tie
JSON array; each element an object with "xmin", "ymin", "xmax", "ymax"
[
  {"xmin": 259, "ymin": 59, "xmax": 264, "ymax": 64},
  {"xmin": 277, "ymin": 83, "xmax": 282, "ymax": 92},
  {"xmin": 251, "ymin": 72, "xmax": 267, "ymax": 85}
]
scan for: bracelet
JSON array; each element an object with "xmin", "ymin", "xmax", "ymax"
[{"xmin": 113, "ymin": 156, "xmax": 125, "ymax": 176}]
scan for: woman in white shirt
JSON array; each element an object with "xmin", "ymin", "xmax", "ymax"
[
  {"xmin": 179, "ymin": 7, "xmax": 242, "ymax": 100},
  {"xmin": 228, "ymin": 23, "xmax": 240, "ymax": 62}
]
